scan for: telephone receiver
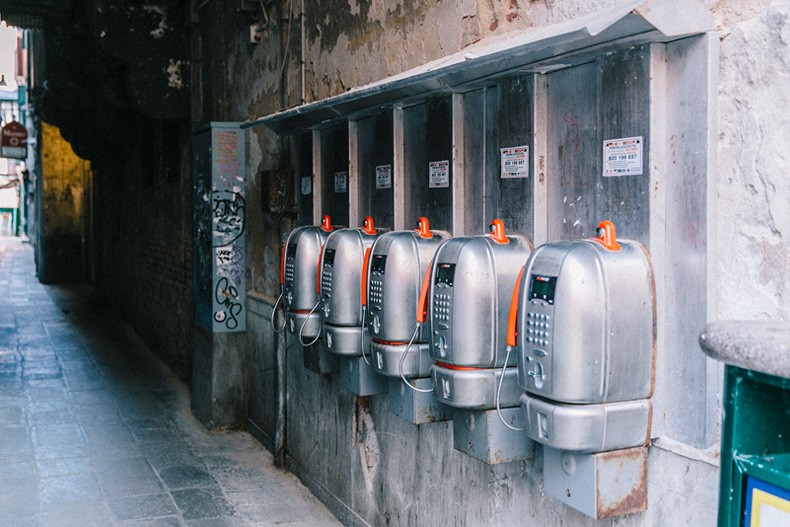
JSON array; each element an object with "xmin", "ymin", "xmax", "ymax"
[
  {"xmin": 591, "ymin": 219, "xmax": 621, "ymax": 251},
  {"xmin": 507, "ymin": 266, "xmax": 525, "ymax": 348},
  {"xmin": 416, "ymin": 259, "xmax": 434, "ymax": 325}
]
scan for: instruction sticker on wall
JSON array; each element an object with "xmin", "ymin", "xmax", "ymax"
[
  {"xmin": 500, "ymin": 146, "xmax": 529, "ymax": 179},
  {"xmin": 334, "ymin": 171, "xmax": 348, "ymax": 193},
  {"xmin": 603, "ymin": 136, "xmax": 643, "ymax": 177},
  {"xmin": 429, "ymin": 160, "xmax": 450, "ymax": 188},
  {"xmin": 301, "ymin": 176, "xmax": 311, "ymax": 195},
  {"xmin": 376, "ymin": 164, "xmax": 392, "ymax": 189}
]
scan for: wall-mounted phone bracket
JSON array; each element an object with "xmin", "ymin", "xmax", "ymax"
[
  {"xmin": 388, "ymin": 378, "xmax": 452, "ymax": 425},
  {"xmin": 339, "ymin": 356, "xmax": 389, "ymax": 396},
  {"xmin": 543, "ymin": 446, "xmax": 648, "ymax": 519},
  {"xmin": 453, "ymin": 408, "xmax": 534, "ymax": 464},
  {"xmin": 303, "ymin": 341, "xmax": 339, "ymax": 375}
]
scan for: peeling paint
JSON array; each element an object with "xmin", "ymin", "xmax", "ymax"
[
  {"xmin": 143, "ymin": 5, "xmax": 169, "ymax": 39},
  {"xmin": 166, "ymin": 59, "xmax": 186, "ymax": 89},
  {"xmin": 355, "ymin": 396, "xmax": 379, "ymax": 495}
]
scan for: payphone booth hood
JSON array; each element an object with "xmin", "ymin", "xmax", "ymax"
[
  {"xmin": 366, "ymin": 219, "xmax": 450, "ymax": 344},
  {"xmin": 516, "ymin": 232, "xmax": 656, "ymax": 405},
  {"xmin": 428, "ymin": 222, "xmax": 533, "ymax": 368},
  {"xmin": 282, "ymin": 216, "xmax": 337, "ymax": 336},
  {"xmin": 320, "ymin": 217, "xmax": 386, "ymax": 328}
]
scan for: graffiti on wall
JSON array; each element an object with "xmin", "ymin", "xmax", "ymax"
[
  {"xmin": 210, "ymin": 129, "xmax": 246, "ymax": 332},
  {"xmin": 193, "ymin": 125, "xmax": 246, "ymax": 332},
  {"xmin": 212, "ymin": 190, "xmax": 245, "ymax": 247}
]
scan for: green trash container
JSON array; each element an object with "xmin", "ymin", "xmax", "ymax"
[{"xmin": 699, "ymin": 322, "xmax": 790, "ymax": 527}]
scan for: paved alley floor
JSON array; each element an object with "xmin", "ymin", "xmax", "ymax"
[{"xmin": 0, "ymin": 237, "xmax": 342, "ymax": 527}]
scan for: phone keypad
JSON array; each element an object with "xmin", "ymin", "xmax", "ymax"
[
  {"xmin": 369, "ymin": 280, "xmax": 383, "ymax": 305},
  {"xmin": 434, "ymin": 293, "xmax": 451, "ymax": 322},
  {"xmin": 525, "ymin": 311, "xmax": 551, "ymax": 349}
]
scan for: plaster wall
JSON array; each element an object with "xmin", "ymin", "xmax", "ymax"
[
  {"xmin": 715, "ymin": 0, "xmax": 789, "ymax": 322},
  {"xmin": 193, "ymin": 0, "xmax": 788, "ymax": 524},
  {"xmin": 37, "ymin": 122, "xmax": 90, "ymax": 283}
]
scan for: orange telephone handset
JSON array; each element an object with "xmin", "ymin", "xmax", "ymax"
[
  {"xmin": 488, "ymin": 219, "xmax": 509, "ymax": 244},
  {"xmin": 416, "ymin": 261, "xmax": 433, "ymax": 324},
  {"xmin": 361, "ymin": 248, "xmax": 371, "ymax": 306},
  {"xmin": 507, "ymin": 266, "xmax": 525, "ymax": 348},
  {"xmin": 591, "ymin": 220, "xmax": 621, "ymax": 251},
  {"xmin": 315, "ymin": 244, "xmax": 325, "ymax": 294},
  {"xmin": 279, "ymin": 238, "xmax": 287, "ymax": 286},
  {"xmin": 363, "ymin": 216, "xmax": 376, "ymax": 235},
  {"xmin": 417, "ymin": 217, "xmax": 432, "ymax": 239}
]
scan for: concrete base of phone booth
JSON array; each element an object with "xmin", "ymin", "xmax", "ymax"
[
  {"xmin": 388, "ymin": 377, "xmax": 452, "ymax": 425},
  {"xmin": 303, "ymin": 341, "xmax": 339, "ymax": 375},
  {"xmin": 452, "ymin": 407, "xmax": 534, "ymax": 464},
  {"xmin": 339, "ymin": 356, "xmax": 389, "ymax": 396},
  {"xmin": 543, "ymin": 445, "xmax": 648, "ymax": 519}
]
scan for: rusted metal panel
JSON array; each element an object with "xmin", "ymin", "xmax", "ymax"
[
  {"xmin": 544, "ymin": 445, "xmax": 648, "ymax": 519},
  {"xmin": 595, "ymin": 446, "xmax": 649, "ymax": 518}
]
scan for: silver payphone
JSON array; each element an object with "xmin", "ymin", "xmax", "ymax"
[
  {"xmin": 320, "ymin": 216, "xmax": 385, "ymax": 356},
  {"xmin": 426, "ymin": 219, "xmax": 533, "ymax": 410},
  {"xmin": 514, "ymin": 220, "xmax": 656, "ymax": 453},
  {"xmin": 280, "ymin": 215, "xmax": 336, "ymax": 343},
  {"xmin": 368, "ymin": 217, "xmax": 450, "ymax": 379}
]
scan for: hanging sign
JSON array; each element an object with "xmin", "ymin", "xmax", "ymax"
[{"xmin": 1, "ymin": 121, "xmax": 27, "ymax": 160}]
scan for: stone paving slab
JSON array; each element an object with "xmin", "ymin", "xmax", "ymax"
[{"xmin": 0, "ymin": 238, "xmax": 342, "ymax": 527}]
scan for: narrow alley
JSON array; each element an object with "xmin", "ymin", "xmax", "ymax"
[{"xmin": 0, "ymin": 237, "xmax": 341, "ymax": 527}]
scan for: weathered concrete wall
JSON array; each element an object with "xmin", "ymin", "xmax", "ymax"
[
  {"xmin": 716, "ymin": 0, "xmax": 789, "ymax": 322},
  {"xmin": 37, "ymin": 122, "xmax": 90, "ymax": 283},
  {"xmin": 189, "ymin": 0, "xmax": 789, "ymax": 525}
]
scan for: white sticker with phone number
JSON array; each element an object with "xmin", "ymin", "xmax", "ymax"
[
  {"xmin": 500, "ymin": 145, "xmax": 529, "ymax": 179},
  {"xmin": 603, "ymin": 136, "xmax": 643, "ymax": 177},
  {"xmin": 375, "ymin": 164, "xmax": 392, "ymax": 189},
  {"xmin": 429, "ymin": 160, "xmax": 449, "ymax": 188},
  {"xmin": 334, "ymin": 171, "xmax": 348, "ymax": 193}
]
